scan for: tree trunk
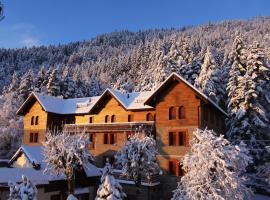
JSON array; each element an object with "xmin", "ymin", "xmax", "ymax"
[{"xmin": 67, "ymin": 177, "xmax": 74, "ymax": 195}]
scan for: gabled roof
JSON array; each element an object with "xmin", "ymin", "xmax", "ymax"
[
  {"xmin": 17, "ymin": 92, "xmax": 100, "ymax": 115},
  {"xmin": 17, "ymin": 73, "xmax": 227, "ymax": 116},
  {"xmin": 144, "ymin": 72, "xmax": 228, "ymax": 116},
  {"xmin": 89, "ymin": 88, "xmax": 154, "ymax": 113}
]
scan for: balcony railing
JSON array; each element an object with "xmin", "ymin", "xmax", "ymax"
[{"xmin": 64, "ymin": 121, "xmax": 155, "ymax": 133}]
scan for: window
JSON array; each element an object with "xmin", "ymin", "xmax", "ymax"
[
  {"xmin": 168, "ymin": 161, "xmax": 176, "ymax": 175},
  {"xmin": 110, "ymin": 133, "xmax": 116, "ymax": 144},
  {"xmin": 89, "ymin": 116, "xmax": 93, "ymax": 123},
  {"xmin": 104, "ymin": 133, "xmax": 108, "ymax": 144},
  {"xmin": 128, "ymin": 114, "xmax": 134, "ymax": 122},
  {"xmin": 30, "ymin": 133, "xmax": 34, "ymax": 143},
  {"xmin": 105, "ymin": 115, "xmax": 109, "ymax": 123},
  {"xmin": 169, "ymin": 107, "xmax": 176, "ymax": 120},
  {"xmin": 168, "ymin": 131, "xmax": 188, "ymax": 146},
  {"xmin": 30, "ymin": 133, "xmax": 38, "ymax": 143},
  {"xmin": 31, "ymin": 116, "xmax": 34, "ymax": 125},
  {"xmin": 168, "ymin": 160, "xmax": 184, "ymax": 176},
  {"xmin": 111, "ymin": 115, "xmax": 116, "ymax": 123},
  {"xmin": 178, "ymin": 132, "xmax": 185, "ymax": 146},
  {"xmin": 178, "ymin": 106, "xmax": 185, "ymax": 119},
  {"xmin": 89, "ymin": 133, "xmax": 95, "ymax": 149},
  {"xmin": 169, "ymin": 132, "xmax": 176, "ymax": 146},
  {"xmin": 34, "ymin": 133, "xmax": 38, "ymax": 143},
  {"xmin": 35, "ymin": 116, "xmax": 39, "ymax": 125},
  {"xmin": 146, "ymin": 113, "xmax": 154, "ymax": 121},
  {"xmin": 104, "ymin": 133, "xmax": 117, "ymax": 144}
]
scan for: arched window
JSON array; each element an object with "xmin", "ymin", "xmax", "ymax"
[
  {"xmin": 31, "ymin": 116, "xmax": 34, "ymax": 125},
  {"xmin": 89, "ymin": 117, "xmax": 93, "ymax": 123},
  {"xmin": 178, "ymin": 106, "xmax": 185, "ymax": 119},
  {"xmin": 105, "ymin": 115, "xmax": 109, "ymax": 123},
  {"xmin": 35, "ymin": 116, "xmax": 39, "ymax": 125},
  {"xmin": 169, "ymin": 107, "xmax": 176, "ymax": 120},
  {"xmin": 146, "ymin": 113, "xmax": 154, "ymax": 121},
  {"xmin": 111, "ymin": 115, "xmax": 116, "ymax": 123}
]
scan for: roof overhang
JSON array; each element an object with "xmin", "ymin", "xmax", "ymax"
[{"xmin": 144, "ymin": 72, "xmax": 228, "ymax": 117}]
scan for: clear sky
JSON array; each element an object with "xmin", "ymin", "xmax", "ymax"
[{"xmin": 0, "ymin": 0, "xmax": 269, "ymax": 48}]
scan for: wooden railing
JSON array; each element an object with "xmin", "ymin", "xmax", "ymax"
[{"xmin": 64, "ymin": 121, "xmax": 155, "ymax": 133}]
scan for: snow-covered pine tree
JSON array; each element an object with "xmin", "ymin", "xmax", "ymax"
[
  {"xmin": 227, "ymin": 39, "xmax": 270, "ymax": 164},
  {"xmin": 115, "ymin": 131, "xmax": 160, "ymax": 187},
  {"xmin": 8, "ymin": 175, "xmax": 38, "ymax": 200},
  {"xmin": 172, "ymin": 128, "xmax": 253, "ymax": 200},
  {"xmin": 4, "ymin": 71, "xmax": 18, "ymax": 94},
  {"xmin": 18, "ymin": 70, "xmax": 34, "ymax": 101},
  {"xmin": 46, "ymin": 68, "xmax": 60, "ymax": 96},
  {"xmin": 96, "ymin": 160, "xmax": 126, "ymax": 200},
  {"xmin": 226, "ymin": 35, "xmax": 248, "ymax": 140},
  {"xmin": 43, "ymin": 130, "xmax": 93, "ymax": 195},
  {"xmin": 195, "ymin": 47, "xmax": 224, "ymax": 104},
  {"xmin": 35, "ymin": 66, "xmax": 46, "ymax": 93}
]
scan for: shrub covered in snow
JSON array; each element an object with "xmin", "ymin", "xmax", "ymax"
[
  {"xmin": 96, "ymin": 161, "xmax": 126, "ymax": 200},
  {"xmin": 43, "ymin": 130, "xmax": 93, "ymax": 194},
  {"xmin": 172, "ymin": 128, "xmax": 253, "ymax": 200},
  {"xmin": 8, "ymin": 175, "xmax": 38, "ymax": 200},
  {"xmin": 115, "ymin": 131, "xmax": 160, "ymax": 187}
]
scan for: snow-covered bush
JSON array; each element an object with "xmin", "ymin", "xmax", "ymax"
[
  {"xmin": 8, "ymin": 175, "xmax": 38, "ymax": 200},
  {"xmin": 96, "ymin": 160, "xmax": 126, "ymax": 200},
  {"xmin": 115, "ymin": 131, "xmax": 160, "ymax": 187},
  {"xmin": 172, "ymin": 128, "xmax": 253, "ymax": 200},
  {"xmin": 43, "ymin": 130, "xmax": 93, "ymax": 194}
]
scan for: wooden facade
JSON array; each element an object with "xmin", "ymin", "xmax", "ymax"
[{"xmin": 17, "ymin": 73, "xmax": 227, "ymax": 200}]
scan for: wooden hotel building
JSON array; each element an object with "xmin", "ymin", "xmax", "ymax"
[{"xmin": 16, "ymin": 72, "xmax": 227, "ymax": 199}]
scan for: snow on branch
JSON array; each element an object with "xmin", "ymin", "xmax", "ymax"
[
  {"xmin": 43, "ymin": 130, "xmax": 93, "ymax": 194},
  {"xmin": 115, "ymin": 131, "xmax": 160, "ymax": 187},
  {"xmin": 8, "ymin": 175, "xmax": 38, "ymax": 200},
  {"xmin": 172, "ymin": 128, "xmax": 253, "ymax": 200}
]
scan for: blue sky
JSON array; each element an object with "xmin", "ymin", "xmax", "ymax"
[{"xmin": 0, "ymin": 0, "xmax": 269, "ymax": 48}]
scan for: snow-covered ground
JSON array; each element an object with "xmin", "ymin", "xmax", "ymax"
[{"xmin": 254, "ymin": 194, "xmax": 270, "ymax": 200}]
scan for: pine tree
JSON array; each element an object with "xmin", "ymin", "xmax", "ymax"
[
  {"xmin": 96, "ymin": 161, "xmax": 126, "ymax": 200},
  {"xmin": 18, "ymin": 70, "xmax": 34, "ymax": 101},
  {"xmin": 4, "ymin": 71, "xmax": 18, "ymax": 94},
  {"xmin": 226, "ymin": 35, "xmax": 248, "ymax": 140},
  {"xmin": 172, "ymin": 129, "xmax": 253, "ymax": 200},
  {"xmin": 35, "ymin": 66, "xmax": 46, "ymax": 92},
  {"xmin": 195, "ymin": 47, "xmax": 223, "ymax": 103},
  {"xmin": 46, "ymin": 68, "xmax": 60, "ymax": 96}
]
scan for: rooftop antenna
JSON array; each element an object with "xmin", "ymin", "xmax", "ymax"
[{"xmin": 0, "ymin": 2, "xmax": 4, "ymax": 21}]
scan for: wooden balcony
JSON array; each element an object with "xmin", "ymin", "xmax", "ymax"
[{"xmin": 64, "ymin": 121, "xmax": 155, "ymax": 133}]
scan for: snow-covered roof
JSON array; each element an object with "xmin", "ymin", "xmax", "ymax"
[
  {"xmin": 94, "ymin": 88, "xmax": 154, "ymax": 111},
  {"xmin": 1, "ymin": 145, "xmax": 101, "ymax": 185},
  {"xmin": 10, "ymin": 145, "xmax": 44, "ymax": 165},
  {"xmin": 144, "ymin": 72, "xmax": 228, "ymax": 116},
  {"xmin": 17, "ymin": 92, "xmax": 100, "ymax": 115},
  {"xmin": 17, "ymin": 72, "xmax": 227, "ymax": 116}
]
